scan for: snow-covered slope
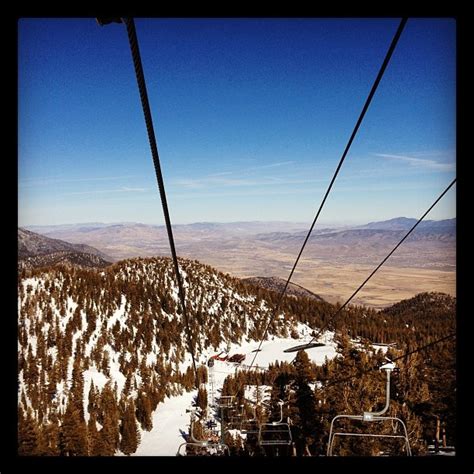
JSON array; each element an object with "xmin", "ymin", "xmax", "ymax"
[
  {"xmin": 18, "ymin": 256, "xmax": 456, "ymax": 456},
  {"xmin": 135, "ymin": 328, "xmax": 339, "ymax": 456},
  {"xmin": 134, "ymin": 390, "xmax": 196, "ymax": 456},
  {"xmin": 18, "ymin": 256, "xmax": 336, "ymax": 455}
]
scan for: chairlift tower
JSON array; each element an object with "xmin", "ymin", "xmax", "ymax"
[
  {"xmin": 217, "ymin": 395, "xmax": 236, "ymax": 444},
  {"xmin": 207, "ymin": 359, "xmax": 216, "ymax": 408}
]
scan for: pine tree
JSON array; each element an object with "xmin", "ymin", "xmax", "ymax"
[
  {"xmin": 70, "ymin": 352, "xmax": 85, "ymax": 421},
  {"xmin": 36, "ymin": 425, "xmax": 50, "ymax": 456},
  {"xmin": 289, "ymin": 351, "xmax": 319, "ymax": 455},
  {"xmin": 44, "ymin": 412, "xmax": 61, "ymax": 456},
  {"xmin": 18, "ymin": 407, "xmax": 38, "ymax": 456},
  {"xmin": 120, "ymin": 400, "xmax": 140, "ymax": 455},
  {"xmin": 60, "ymin": 401, "xmax": 88, "ymax": 455},
  {"xmin": 97, "ymin": 383, "xmax": 120, "ymax": 455},
  {"xmin": 293, "ymin": 350, "xmax": 314, "ymax": 382},
  {"xmin": 135, "ymin": 392, "xmax": 153, "ymax": 431},
  {"xmin": 87, "ymin": 412, "xmax": 103, "ymax": 456},
  {"xmin": 196, "ymin": 387, "xmax": 208, "ymax": 414},
  {"xmin": 88, "ymin": 381, "xmax": 99, "ymax": 418}
]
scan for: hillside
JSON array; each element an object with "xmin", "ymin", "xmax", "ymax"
[
  {"xmin": 18, "ymin": 228, "xmax": 113, "ymax": 269},
  {"xmin": 18, "ymin": 251, "xmax": 112, "ymax": 270},
  {"xmin": 17, "ymin": 257, "xmax": 456, "ymax": 456},
  {"xmin": 18, "ymin": 256, "xmax": 327, "ymax": 455},
  {"xmin": 18, "ymin": 227, "xmax": 112, "ymax": 260},
  {"xmin": 243, "ymin": 276, "xmax": 325, "ymax": 302}
]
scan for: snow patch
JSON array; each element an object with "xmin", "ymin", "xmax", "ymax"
[{"xmin": 134, "ymin": 390, "xmax": 196, "ymax": 456}]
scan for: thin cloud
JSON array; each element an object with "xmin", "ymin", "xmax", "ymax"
[
  {"xmin": 170, "ymin": 181, "xmax": 446, "ymax": 199},
  {"xmin": 172, "ymin": 175, "xmax": 329, "ymax": 189},
  {"xmin": 170, "ymin": 188, "xmax": 319, "ymax": 199},
  {"xmin": 374, "ymin": 153, "xmax": 455, "ymax": 172},
  {"xmin": 173, "ymin": 177, "xmax": 263, "ymax": 189},
  {"xmin": 247, "ymin": 160, "xmax": 295, "ymax": 171},
  {"xmin": 64, "ymin": 187, "xmax": 148, "ymax": 196},
  {"xmin": 335, "ymin": 182, "xmax": 447, "ymax": 193},
  {"xmin": 172, "ymin": 161, "xmax": 309, "ymax": 189},
  {"xmin": 19, "ymin": 175, "xmax": 141, "ymax": 188},
  {"xmin": 207, "ymin": 171, "xmax": 234, "ymax": 177}
]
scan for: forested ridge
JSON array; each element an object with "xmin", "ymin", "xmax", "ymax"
[{"xmin": 17, "ymin": 256, "xmax": 455, "ymax": 455}]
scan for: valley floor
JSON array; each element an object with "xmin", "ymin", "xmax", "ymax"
[
  {"xmin": 285, "ymin": 263, "xmax": 456, "ymax": 309},
  {"xmin": 217, "ymin": 258, "xmax": 456, "ymax": 309}
]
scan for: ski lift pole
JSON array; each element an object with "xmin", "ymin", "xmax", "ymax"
[
  {"xmin": 220, "ymin": 404, "xmax": 225, "ymax": 445},
  {"xmin": 362, "ymin": 362, "xmax": 393, "ymax": 421}
]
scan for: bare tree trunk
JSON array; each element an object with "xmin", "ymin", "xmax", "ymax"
[
  {"xmin": 435, "ymin": 416, "xmax": 440, "ymax": 453},
  {"xmin": 305, "ymin": 444, "xmax": 312, "ymax": 456}
]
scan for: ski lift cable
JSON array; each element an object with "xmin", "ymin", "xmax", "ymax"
[
  {"xmin": 244, "ymin": 331, "xmax": 456, "ymax": 411},
  {"xmin": 218, "ymin": 292, "xmax": 455, "ymax": 449},
  {"xmin": 235, "ymin": 332, "xmax": 455, "ymax": 409},
  {"xmin": 327, "ymin": 331, "xmax": 456, "ymax": 389},
  {"xmin": 271, "ymin": 179, "xmax": 457, "ymax": 403},
  {"xmin": 245, "ymin": 18, "xmax": 408, "ymax": 374},
  {"xmin": 290, "ymin": 178, "xmax": 456, "ymax": 360},
  {"xmin": 297, "ymin": 332, "xmax": 457, "ymax": 399},
  {"xmin": 98, "ymin": 17, "xmax": 199, "ymax": 388}
]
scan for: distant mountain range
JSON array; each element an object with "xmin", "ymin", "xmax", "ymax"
[
  {"xmin": 26, "ymin": 221, "xmax": 311, "ymax": 238},
  {"xmin": 24, "ymin": 218, "xmax": 456, "ymax": 246},
  {"xmin": 255, "ymin": 217, "xmax": 455, "ymax": 244},
  {"xmin": 356, "ymin": 217, "xmax": 456, "ymax": 232},
  {"xmin": 21, "ymin": 217, "xmax": 456, "ymax": 275},
  {"xmin": 22, "ymin": 221, "xmax": 313, "ymax": 262},
  {"xmin": 18, "ymin": 228, "xmax": 113, "ymax": 269}
]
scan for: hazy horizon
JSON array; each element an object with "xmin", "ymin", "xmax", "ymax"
[{"xmin": 21, "ymin": 215, "xmax": 456, "ymax": 230}]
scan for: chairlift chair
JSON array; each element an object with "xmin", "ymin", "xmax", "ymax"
[
  {"xmin": 217, "ymin": 395, "xmax": 235, "ymax": 408},
  {"xmin": 176, "ymin": 410, "xmax": 230, "ymax": 456},
  {"xmin": 239, "ymin": 403, "xmax": 260, "ymax": 436},
  {"xmin": 216, "ymin": 395, "xmax": 236, "ymax": 428},
  {"xmin": 258, "ymin": 400, "xmax": 293, "ymax": 447},
  {"xmin": 326, "ymin": 362, "xmax": 412, "ymax": 456},
  {"xmin": 283, "ymin": 342, "xmax": 325, "ymax": 353},
  {"xmin": 227, "ymin": 406, "xmax": 244, "ymax": 429}
]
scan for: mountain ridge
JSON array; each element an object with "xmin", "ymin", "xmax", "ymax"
[
  {"xmin": 22, "ymin": 217, "xmax": 455, "ymax": 261},
  {"xmin": 242, "ymin": 276, "xmax": 326, "ymax": 302},
  {"xmin": 356, "ymin": 217, "xmax": 456, "ymax": 231},
  {"xmin": 18, "ymin": 227, "xmax": 113, "ymax": 268}
]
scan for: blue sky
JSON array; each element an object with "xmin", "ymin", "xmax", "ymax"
[{"xmin": 18, "ymin": 18, "xmax": 456, "ymax": 226}]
